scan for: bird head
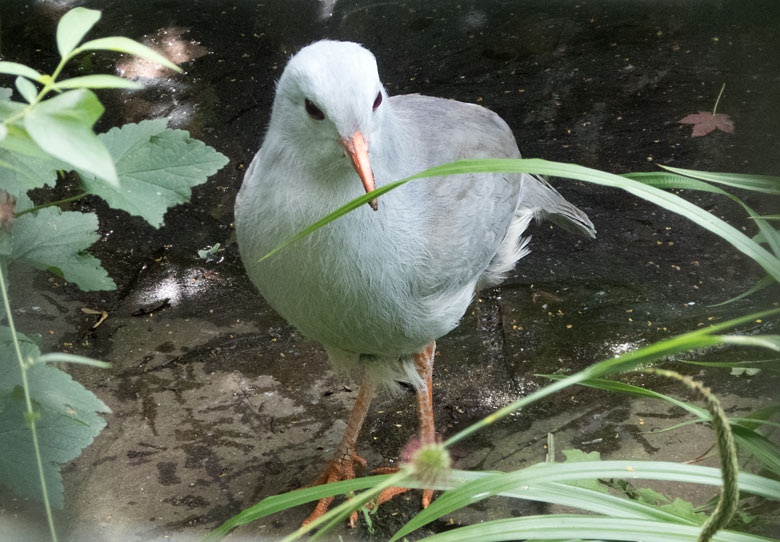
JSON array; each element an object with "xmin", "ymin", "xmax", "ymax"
[{"xmin": 271, "ymin": 40, "xmax": 388, "ymax": 210}]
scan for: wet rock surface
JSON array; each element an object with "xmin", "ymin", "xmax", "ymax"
[{"xmin": 1, "ymin": 1, "xmax": 779, "ymax": 540}]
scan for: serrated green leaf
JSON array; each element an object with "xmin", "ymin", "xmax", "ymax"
[
  {"xmin": 80, "ymin": 119, "xmax": 229, "ymax": 227},
  {"xmin": 24, "ymin": 89, "xmax": 118, "ymax": 185},
  {"xmin": 0, "ymin": 61, "xmax": 43, "ymax": 82},
  {"xmin": 10, "ymin": 206, "xmax": 115, "ymax": 291},
  {"xmin": 14, "ymin": 76, "xmax": 37, "ymax": 103},
  {"xmin": 561, "ymin": 449, "xmax": 608, "ymax": 493},
  {"xmin": 0, "ymin": 148, "xmax": 61, "ymax": 199},
  {"xmin": 56, "ymin": 7, "xmax": 101, "ymax": 58},
  {"xmin": 636, "ymin": 487, "xmax": 671, "ymax": 506},
  {"xmin": 0, "ymin": 333, "xmax": 110, "ymax": 508},
  {"xmin": 54, "ymin": 74, "xmax": 144, "ymax": 90},
  {"xmin": 76, "ymin": 36, "xmax": 181, "ymax": 72}
]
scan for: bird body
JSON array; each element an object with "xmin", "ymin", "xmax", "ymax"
[
  {"xmin": 236, "ymin": 42, "xmax": 593, "ymax": 386},
  {"xmin": 235, "ymin": 40, "xmax": 594, "ymax": 523}
]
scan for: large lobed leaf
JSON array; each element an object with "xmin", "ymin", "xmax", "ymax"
[
  {"xmin": 0, "ymin": 329, "xmax": 110, "ymax": 508},
  {"xmin": 80, "ymin": 118, "xmax": 229, "ymax": 227},
  {"xmin": 10, "ymin": 206, "xmax": 115, "ymax": 291}
]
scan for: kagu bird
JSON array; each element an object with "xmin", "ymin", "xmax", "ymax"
[{"xmin": 235, "ymin": 40, "xmax": 595, "ymax": 525}]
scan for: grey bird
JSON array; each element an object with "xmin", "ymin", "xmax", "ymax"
[{"xmin": 235, "ymin": 40, "xmax": 595, "ymax": 524}]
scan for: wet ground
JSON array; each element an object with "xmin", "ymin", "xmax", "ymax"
[{"xmin": 1, "ymin": 0, "xmax": 779, "ymax": 540}]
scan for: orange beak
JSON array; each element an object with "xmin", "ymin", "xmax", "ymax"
[{"xmin": 342, "ymin": 131, "xmax": 378, "ymax": 211}]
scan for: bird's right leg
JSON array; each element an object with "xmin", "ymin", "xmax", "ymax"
[{"xmin": 302, "ymin": 373, "xmax": 376, "ymax": 526}]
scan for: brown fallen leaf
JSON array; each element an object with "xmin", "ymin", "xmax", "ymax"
[{"xmin": 679, "ymin": 111, "xmax": 735, "ymax": 137}]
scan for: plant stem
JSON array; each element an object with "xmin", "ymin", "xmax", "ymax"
[
  {"xmin": 14, "ymin": 192, "xmax": 89, "ymax": 218},
  {"xmin": 0, "ymin": 267, "xmax": 58, "ymax": 542},
  {"xmin": 712, "ymin": 83, "xmax": 726, "ymax": 115}
]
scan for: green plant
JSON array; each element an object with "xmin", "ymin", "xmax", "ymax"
[
  {"xmin": 0, "ymin": 8, "xmax": 228, "ymax": 542},
  {"xmin": 210, "ymin": 160, "xmax": 779, "ymax": 541}
]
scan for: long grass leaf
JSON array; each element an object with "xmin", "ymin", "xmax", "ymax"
[
  {"xmin": 390, "ymin": 461, "xmax": 780, "ymax": 541},
  {"xmin": 658, "ymin": 166, "xmax": 780, "ymax": 195},
  {"xmin": 259, "ymin": 159, "xmax": 780, "ymax": 281},
  {"xmin": 415, "ymin": 515, "xmax": 775, "ymax": 542}
]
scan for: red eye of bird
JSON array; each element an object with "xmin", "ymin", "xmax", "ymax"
[
  {"xmin": 305, "ymin": 98, "xmax": 325, "ymax": 120},
  {"xmin": 373, "ymin": 91, "xmax": 383, "ymax": 110}
]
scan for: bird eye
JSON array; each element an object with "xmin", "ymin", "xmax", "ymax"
[
  {"xmin": 305, "ymin": 98, "xmax": 325, "ymax": 120},
  {"xmin": 372, "ymin": 91, "xmax": 383, "ymax": 110}
]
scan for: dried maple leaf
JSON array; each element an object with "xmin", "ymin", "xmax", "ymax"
[{"xmin": 679, "ymin": 111, "xmax": 735, "ymax": 137}]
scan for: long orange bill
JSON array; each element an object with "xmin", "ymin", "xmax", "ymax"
[{"xmin": 342, "ymin": 131, "xmax": 378, "ymax": 211}]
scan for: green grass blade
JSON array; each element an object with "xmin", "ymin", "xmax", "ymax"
[
  {"xmin": 709, "ymin": 275, "xmax": 776, "ymax": 307},
  {"xmin": 658, "ymin": 166, "xmax": 780, "ymax": 195},
  {"xmin": 36, "ymin": 352, "xmax": 111, "ymax": 368},
  {"xmin": 390, "ymin": 461, "xmax": 780, "ymax": 541},
  {"xmin": 415, "ymin": 515, "xmax": 776, "ymax": 542},
  {"xmin": 259, "ymin": 158, "xmax": 780, "ymax": 282},
  {"xmin": 443, "ymin": 308, "xmax": 780, "ymax": 448}
]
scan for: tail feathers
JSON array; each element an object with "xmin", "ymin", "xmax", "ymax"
[{"xmin": 522, "ymin": 174, "xmax": 596, "ymax": 238}]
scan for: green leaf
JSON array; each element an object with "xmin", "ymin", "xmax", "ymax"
[
  {"xmin": 658, "ymin": 165, "xmax": 780, "ymax": 195},
  {"xmin": 24, "ymin": 89, "xmax": 118, "ymax": 185},
  {"xmin": 0, "ymin": 332, "xmax": 110, "ymax": 508},
  {"xmin": 10, "ymin": 206, "xmax": 115, "ymax": 291},
  {"xmin": 54, "ymin": 74, "xmax": 144, "ymax": 91},
  {"xmin": 0, "ymin": 87, "xmax": 12, "ymax": 101},
  {"xmin": 260, "ymin": 159, "xmax": 780, "ymax": 284},
  {"xmin": 710, "ymin": 275, "xmax": 776, "ymax": 307},
  {"xmin": 56, "ymin": 7, "xmax": 101, "ymax": 58},
  {"xmin": 0, "ymin": 124, "xmax": 7, "ymax": 143},
  {"xmin": 0, "ymin": 61, "xmax": 43, "ymax": 82},
  {"xmin": 0, "ymin": 148, "xmax": 60, "ymax": 198},
  {"xmin": 75, "ymin": 36, "xmax": 182, "ymax": 72},
  {"xmin": 14, "ymin": 76, "xmax": 38, "ymax": 103},
  {"xmin": 80, "ymin": 119, "xmax": 229, "ymax": 227},
  {"xmin": 409, "ymin": 515, "xmax": 756, "ymax": 542}
]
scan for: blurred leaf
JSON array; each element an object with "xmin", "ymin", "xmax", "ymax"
[
  {"xmin": 658, "ymin": 498, "xmax": 707, "ymax": 525},
  {"xmin": 54, "ymin": 74, "xmax": 143, "ymax": 90},
  {"xmin": 0, "ymin": 148, "xmax": 60, "ymax": 199},
  {"xmin": 10, "ymin": 206, "xmax": 115, "ymax": 291},
  {"xmin": 24, "ymin": 89, "xmax": 117, "ymax": 185},
  {"xmin": 561, "ymin": 449, "xmax": 607, "ymax": 493},
  {"xmin": 37, "ymin": 352, "xmax": 111, "ymax": 369},
  {"xmin": 14, "ymin": 76, "xmax": 37, "ymax": 103},
  {"xmin": 56, "ymin": 7, "xmax": 101, "ymax": 58},
  {"xmin": 0, "ymin": 87, "xmax": 12, "ymax": 101},
  {"xmin": 0, "ymin": 61, "xmax": 43, "ymax": 82},
  {"xmin": 731, "ymin": 425, "xmax": 780, "ymax": 477},
  {"xmin": 0, "ymin": 331, "xmax": 110, "ymax": 508},
  {"xmin": 76, "ymin": 36, "xmax": 181, "ymax": 72},
  {"xmin": 709, "ymin": 275, "xmax": 776, "ymax": 307},
  {"xmin": 408, "ymin": 515, "xmax": 749, "ymax": 542},
  {"xmin": 80, "ymin": 119, "xmax": 228, "ymax": 227},
  {"xmin": 735, "ymin": 405, "xmax": 780, "ymax": 432}
]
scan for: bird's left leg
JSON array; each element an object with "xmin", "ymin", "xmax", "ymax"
[
  {"xmin": 373, "ymin": 340, "xmax": 437, "ymax": 508},
  {"xmin": 302, "ymin": 374, "xmax": 376, "ymax": 526}
]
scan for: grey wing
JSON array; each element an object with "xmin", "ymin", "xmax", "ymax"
[{"xmin": 392, "ymin": 95, "xmax": 526, "ymax": 297}]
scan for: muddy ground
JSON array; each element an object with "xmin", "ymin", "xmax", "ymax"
[{"xmin": 1, "ymin": 1, "xmax": 779, "ymax": 541}]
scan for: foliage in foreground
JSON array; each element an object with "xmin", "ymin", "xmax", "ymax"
[
  {"xmin": 211, "ymin": 160, "xmax": 779, "ymax": 542},
  {"xmin": 0, "ymin": 7, "xmax": 228, "ymax": 541}
]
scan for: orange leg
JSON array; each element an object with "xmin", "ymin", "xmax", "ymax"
[
  {"xmin": 375, "ymin": 340, "xmax": 437, "ymax": 508},
  {"xmin": 302, "ymin": 374, "xmax": 375, "ymax": 526}
]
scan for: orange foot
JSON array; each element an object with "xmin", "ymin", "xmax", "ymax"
[
  {"xmin": 369, "ymin": 466, "xmax": 434, "ymax": 510},
  {"xmin": 302, "ymin": 453, "xmax": 367, "ymax": 527}
]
